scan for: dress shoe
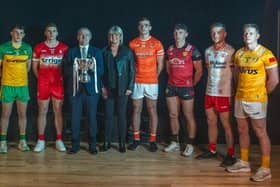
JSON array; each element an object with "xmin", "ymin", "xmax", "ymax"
[
  {"xmin": 119, "ymin": 143, "xmax": 126, "ymax": 153},
  {"xmin": 68, "ymin": 148, "xmax": 80, "ymax": 154},
  {"xmin": 99, "ymin": 142, "xmax": 111, "ymax": 152},
  {"xmin": 89, "ymin": 148, "xmax": 98, "ymax": 155}
]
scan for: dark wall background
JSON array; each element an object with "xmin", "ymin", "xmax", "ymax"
[{"xmin": 2, "ymin": 0, "xmax": 280, "ymax": 144}]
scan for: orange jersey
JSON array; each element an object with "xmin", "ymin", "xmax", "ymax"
[{"xmin": 129, "ymin": 36, "xmax": 164, "ymax": 84}]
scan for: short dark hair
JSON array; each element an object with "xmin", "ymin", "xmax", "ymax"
[
  {"xmin": 10, "ymin": 24, "xmax": 25, "ymax": 31},
  {"xmin": 210, "ymin": 22, "xmax": 226, "ymax": 31},
  {"xmin": 243, "ymin": 23, "xmax": 260, "ymax": 34},
  {"xmin": 174, "ymin": 23, "xmax": 188, "ymax": 32},
  {"xmin": 138, "ymin": 17, "xmax": 151, "ymax": 25},
  {"xmin": 45, "ymin": 22, "xmax": 58, "ymax": 31}
]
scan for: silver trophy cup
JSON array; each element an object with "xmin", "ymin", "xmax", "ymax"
[{"xmin": 74, "ymin": 58, "xmax": 94, "ymax": 83}]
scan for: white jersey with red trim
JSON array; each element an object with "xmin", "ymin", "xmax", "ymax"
[{"xmin": 205, "ymin": 43, "xmax": 235, "ymax": 96}]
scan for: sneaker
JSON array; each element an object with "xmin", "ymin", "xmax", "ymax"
[
  {"xmin": 18, "ymin": 140, "xmax": 30, "ymax": 152},
  {"xmin": 163, "ymin": 141, "xmax": 180, "ymax": 152},
  {"xmin": 127, "ymin": 140, "xmax": 140, "ymax": 151},
  {"xmin": 196, "ymin": 150, "xmax": 217, "ymax": 160},
  {"xmin": 34, "ymin": 140, "xmax": 46, "ymax": 152},
  {"xmin": 149, "ymin": 142, "xmax": 158, "ymax": 152},
  {"xmin": 0, "ymin": 141, "xmax": 7, "ymax": 153},
  {"xmin": 226, "ymin": 159, "xmax": 251, "ymax": 173},
  {"xmin": 56, "ymin": 140, "xmax": 66, "ymax": 152},
  {"xmin": 251, "ymin": 167, "xmax": 272, "ymax": 182},
  {"xmin": 182, "ymin": 144, "xmax": 194, "ymax": 156},
  {"xmin": 220, "ymin": 155, "xmax": 237, "ymax": 167}
]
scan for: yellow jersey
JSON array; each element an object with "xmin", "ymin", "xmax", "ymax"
[
  {"xmin": 0, "ymin": 41, "xmax": 32, "ymax": 86},
  {"xmin": 235, "ymin": 45, "xmax": 278, "ymax": 101}
]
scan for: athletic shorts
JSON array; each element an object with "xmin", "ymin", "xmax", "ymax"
[
  {"xmin": 0, "ymin": 85, "xmax": 30, "ymax": 103},
  {"xmin": 234, "ymin": 99, "xmax": 267, "ymax": 119},
  {"xmin": 38, "ymin": 75, "xmax": 64, "ymax": 100},
  {"xmin": 165, "ymin": 84, "xmax": 194, "ymax": 100},
  {"xmin": 131, "ymin": 83, "xmax": 158, "ymax": 100},
  {"xmin": 204, "ymin": 95, "xmax": 231, "ymax": 112}
]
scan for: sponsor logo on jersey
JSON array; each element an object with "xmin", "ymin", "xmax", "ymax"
[
  {"xmin": 41, "ymin": 57, "xmax": 63, "ymax": 64},
  {"xmin": 209, "ymin": 60, "xmax": 226, "ymax": 68},
  {"xmin": 170, "ymin": 58, "xmax": 184, "ymax": 65},
  {"xmin": 6, "ymin": 59, "xmax": 26, "ymax": 63},
  {"xmin": 239, "ymin": 67, "xmax": 258, "ymax": 75},
  {"xmin": 135, "ymin": 52, "xmax": 154, "ymax": 57}
]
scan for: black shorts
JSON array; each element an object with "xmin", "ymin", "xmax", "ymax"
[{"xmin": 165, "ymin": 84, "xmax": 194, "ymax": 100}]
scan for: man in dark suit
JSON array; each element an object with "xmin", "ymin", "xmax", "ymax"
[{"xmin": 65, "ymin": 27, "xmax": 104, "ymax": 154}]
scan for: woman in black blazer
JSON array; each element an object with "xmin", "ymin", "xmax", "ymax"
[{"xmin": 101, "ymin": 25, "xmax": 135, "ymax": 153}]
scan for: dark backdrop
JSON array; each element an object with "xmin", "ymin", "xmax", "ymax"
[{"xmin": 1, "ymin": 0, "xmax": 279, "ymax": 144}]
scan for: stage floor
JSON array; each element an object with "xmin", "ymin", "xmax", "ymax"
[{"xmin": 0, "ymin": 143, "xmax": 279, "ymax": 187}]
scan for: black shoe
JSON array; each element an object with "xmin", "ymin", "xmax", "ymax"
[
  {"xmin": 119, "ymin": 143, "xmax": 126, "ymax": 153},
  {"xmin": 99, "ymin": 142, "xmax": 111, "ymax": 152},
  {"xmin": 196, "ymin": 150, "xmax": 217, "ymax": 160},
  {"xmin": 68, "ymin": 148, "xmax": 80, "ymax": 154},
  {"xmin": 220, "ymin": 155, "xmax": 237, "ymax": 167},
  {"xmin": 149, "ymin": 142, "xmax": 158, "ymax": 152},
  {"xmin": 127, "ymin": 140, "xmax": 140, "ymax": 151},
  {"xmin": 89, "ymin": 148, "xmax": 98, "ymax": 155}
]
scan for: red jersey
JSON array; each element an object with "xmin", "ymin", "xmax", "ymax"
[
  {"xmin": 167, "ymin": 43, "xmax": 201, "ymax": 87},
  {"xmin": 33, "ymin": 42, "xmax": 68, "ymax": 79}
]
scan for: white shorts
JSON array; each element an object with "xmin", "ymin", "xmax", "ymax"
[
  {"xmin": 234, "ymin": 99, "xmax": 267, "ymax": 119},
  {"xmin": 131, "ymin": 83, "xmax": 158, "ymax": 100}
]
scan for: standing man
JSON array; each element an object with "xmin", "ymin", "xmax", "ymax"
[
  {"xmin": 101, "ymin": 25, "xmax": 135, "ymax": 153},
  {"xmin": 226, "ymin": 24, "xmax": 279, "ymax": 182},
  {"xmin": 196, "ymin": 23, "xmax": 236, "ymax": 167},
  {"xmin": 163, "ymin": 24, "xmax": 202, "ymax": 156},
  {"xmin": 65, "ymin": 27, "xmax": 104, "ymax": 155},
  {"xmin": 128, "ymin": 17, "xmax": 164, "ymax": 152},
  {"xmin": 32, "ymin": 23, "xmax": 68, "ymax": 152},
  {"xmin": 0, "ymin": 24, "xmax": 32, "ymax": 153}
]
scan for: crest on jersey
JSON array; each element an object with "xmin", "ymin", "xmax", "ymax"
[
  {"xmin": 182, "ymin": 51, "xmax": 188, "ymax": 57},
  {"xmin": 149, "ymin": 43, "xmax": 154, "ymax": 48}
]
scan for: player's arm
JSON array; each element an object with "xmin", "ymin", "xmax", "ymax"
[
  {"xmin": 204, "ymin": 50, "xmax": 209, "ymax": 69},
  {"xmin": 192, "ymin": 48, "xmax": 203, "ymax": 86},
  {"xmin": 266, "ymin": 66, "xmax": 279, "ymax": 94},
  {"xmin": 27, "ymin": 59, "xmax": 32, "ymax": 72},
  {"xmin": 157, "ymin": 55, "xmax": 164, "ymax": 76},
  {"xmin": 193, "ymin": 59, "xmax": 203, "ymax": 86},
  {"xmin": 165, "ymin": 58, "xmax": 169, "ymax": 74},
  {"xmin": 32, "ymin": 59, "xmax": 39, "ymax": 78},
  {"xmin": 0, "ymin": 60, "xmax": 2, "ymax": 77}
]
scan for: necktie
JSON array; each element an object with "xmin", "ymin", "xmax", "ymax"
[{"xmin": 81, "ymin": 47, "xmax": 87, "ymax": 59}]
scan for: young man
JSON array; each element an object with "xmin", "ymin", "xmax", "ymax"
[
  {"xmin": 0, "ymin": 24, "xmax": 32, "ymax": 153},
  {"xmin": 128, "ymin": 17, "xmax": 164, "ymax": 152},
  {"xmin": 226, "ymin": 24, "xmax": 279, "ymax": 182},
  {"xmin": 163, "ymin": 24, "xmax": 202, "ymax": 156},
  {"xmin": 32, "ymin": 23, "xmax": 68, "ymax": 152},
  {"xmin": 196, "ymin": 23, "xmax": 236, "ymax": 166},
  {"xmin": 65, "ymin": 27, "xmax": 104, "ymax": 155}
]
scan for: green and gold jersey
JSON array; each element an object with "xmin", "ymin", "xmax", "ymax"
[
  {"xmin": 0, "ymin": 41, "xmax": 32, "ymax": 86},
  {"xmin": 234, "ymin": 45, "xmax": 278, "ymax": 102}
]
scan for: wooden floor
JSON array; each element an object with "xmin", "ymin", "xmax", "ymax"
[{"xmin": 0, "ymin": 143, "xmax": 280, "ymax": 187}]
